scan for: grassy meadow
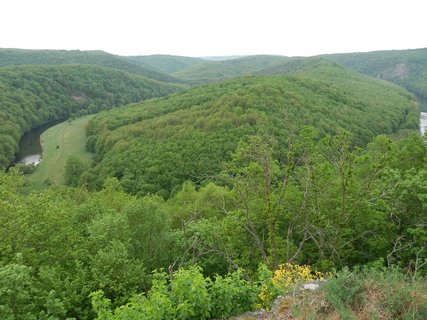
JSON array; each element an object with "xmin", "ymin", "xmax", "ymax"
[{"xmin": 27, "ymin": 115, "xmax": 94, "ymax": 188}]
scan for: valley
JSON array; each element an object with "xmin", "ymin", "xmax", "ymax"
[
  {"xmin": 26, "ymin": 115, "xmax": 94, "ymax": 188},
  {"xmin": 0, "ymin": 47, "xmax": 426, "ymax": 319},
  {"xmin": 14, "ymin": 122, "xmax": 54, "ymax": 166}
]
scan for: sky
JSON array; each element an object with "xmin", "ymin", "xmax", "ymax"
[{"xmin": 1, "ymin": 0, "xmax": 426, "ymax": 57}]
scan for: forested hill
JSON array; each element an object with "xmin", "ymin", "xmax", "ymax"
[
  {"xmin": 0, "ymin": 64, "xmax": 183, "ymax": 168},
  {"xmin": 323, "ymin": 47, "xmax": 427, "ymax": 104},
  {"xmin": 82, "ymin": 61, "xmax": 417, "ymax": 197},
  {"xmin": 258, "ymin": 57, "xmax": 421, "ymax": 121},
  {"xmin": 128, "ymin": 54, "xmax": 204, "ymax": 74},
  {"xmin": 0, "ymin": 48, "xmax": 183, "ymax": 83},
  {"xmin": 171, "ymin": 55, "xmax": 293, "ymax": 83}
]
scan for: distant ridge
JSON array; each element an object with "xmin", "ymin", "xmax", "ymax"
[
  {"xmin": 0, "ymin": 48, "xmax": 184, "ymax": 83},
  {"xmin": 200, "ymin": 55, "xmax": 243, "ymax": 61},
  {"xmin": 322, "ymin": 47, "xmax": 427, "ymax": 102},
  {"xmin": 127, "ymin": 54, "xmax": 204, "ymax": 74},
  {"xmin": 171, "ymin": 55, "xmax": 292, "ymax": 83}
]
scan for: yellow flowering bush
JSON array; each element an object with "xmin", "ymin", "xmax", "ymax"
[
  {"xmin": 256, "ymin": 263, "xmax": 325, "ymax": 309},
  {"xmin": 272, "ymin": 263, "xmax": 324, "ymax": 289}
]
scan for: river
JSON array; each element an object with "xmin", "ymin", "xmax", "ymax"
[
  {"xmin": 14, "ymin": 120, "xmax": 63, "ymax": 165},
  {"xmin": 420, "ymin": 112, "xmax": 427, "ymax": 136},
  {"xmin": 12, "ymin": 110, "xmax": 427, "ymax": 167}
]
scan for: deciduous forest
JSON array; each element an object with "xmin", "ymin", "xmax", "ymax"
[{"xmin": 0, "ymin": 48, "xmax": 426, "ymax": 319}]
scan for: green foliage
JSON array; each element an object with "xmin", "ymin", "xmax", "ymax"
[
  {"xmin": 0, "ymin": 48, "xmax": 183, "ymax": 83},
  {"xmin": 0, "ymin": 64, "xmax": 182, "ymax": 168},
  {"xmin": 0, "ymin": 255, "xmax": 36, "ymax": 320},
  {"xmin": 91, "ymin": 266, "xmax": 257, "ymax": 320},
  {"xmin": 13, "ymin": 163, "xmax": 37, "ymax": 175},
  {"xmin": 292, "ymin": 267, "xmax": 427, "ymax": 319},
  {"xmin": 325, "ymin": 47, "xmax": 427, "ymax": 105},
  {"xmin": 91, "ymin": 240, "xmax": 146, "ymax": 306},
  {"xmin": 1, "ymin": 125, "xmax": 427, "ymax": 318},
  {"xmin": 83, "ymin": 65, "xmax": 415, "ymax": 196},
  {"xmin": 0, "ymin": 50, "xmax": 426, "ymax": 319},
  {"xmin": 209, "ymin": 269, "xmax": 256, "ymax": 318},
  {"xmin": 64, "ymin": 155, "xmax": 88, "ymax": 187},
  {"xmin": 130, "ymin": 54, "xmax": 204, "ymax": 75},
  {"xmin": 170, "ymin": 266, "xmax": 212, "ymax": 319},
  {"xmin": 172, "ymin": 55, "xmax": 291, "ymax": 83}
]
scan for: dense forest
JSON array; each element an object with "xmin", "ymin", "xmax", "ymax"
[
  {"xmin": 133, "ymin": 47, "xmax": 427, "ymax": 108},
  {"xmin": 0, "ymin": 48, "xmax": 426, "ymax": 319},
  {"xmin": 2, "ymin": 129, "xmax": 427, "ymax": 319},
  {"xmin": 0, "ymin": 48, "xmax": 183, "ymax": 83},
  {"xmin": 80, "ymin": 60, "xmax": 417, "ymax": 197},
  {"xmin": 128, "ymin": 54, "xmax": 205, "ymax": 74},
  {"xmin": 171, "ymin": 55, "xmax": 291, "ymax": 83},
  {"xmin": 0, "ymin": 64, "xmax": 183, "ymax": 167},
  {"xmin": 324, "ymin": 47, "xmax": 427, "ymax": 104}
]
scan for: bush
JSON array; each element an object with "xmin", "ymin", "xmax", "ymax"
[
  {"xmin": 256, "ymin": 263, "xmax": 326, "ymax": 310},
  {"xmin": 90, "ymin": 263, "xmax": 328, "ymax": 320},
  {"xmin": 291, "ymin": 266, "xmax": 427, "ymax": 319},
  {"xmin": 210, "ymin": 269, "xmax": 256, "ymax": 318}
]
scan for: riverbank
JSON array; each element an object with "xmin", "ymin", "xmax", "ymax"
[
  {"xmin": 26, "ymin": 115, "xmax": 94, "ymax": 189},
  {"xmin": 421, "ymin": 112, "xmax": 427, "ymax": 136}
]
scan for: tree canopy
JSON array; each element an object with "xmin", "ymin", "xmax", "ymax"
[
  {"xmin": 0, "ymin": 64, "xmax": 183, "ymax": 167},
  {"xmin": 82, "ymin": 61, "xmax": 417, "ymax": 196}
]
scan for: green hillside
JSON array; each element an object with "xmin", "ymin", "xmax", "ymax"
[
  {"xmin": 0, "ymin": 48, "xmax": 183, "ymax": 83},
  {"xmin": 82, "ymin": 60, "xmax": 417, "ymax": 197},
  {"xmin": 0, "ymin": 50, "xmax": 426, "ymax": 320},
  {"xmin": 128, "ymin": 54, "xmax": 204, "ymax": 74},
  {"xmin": 27, "ymin": 115, "xmax": 95, "ymax": 188},
  {"xmin": 0, "ymin": 64, "xmax": 183, "ymax": 168},
  {"xmin": 324, "ymin": 47, "xmax": 427, "ymax": 104},
  {"xmin": 259, "ymin": 58, "xmax": 420, "ymax": 126},
  {"xmin": 172, "ymin": 55, "xmax": 292, "ymax": 83}
]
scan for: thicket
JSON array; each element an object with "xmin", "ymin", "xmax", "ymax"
[
  {"xmin": 0, "ymin": 64, "xmax": 182, "ymax": 168},
  {"xmin": 90, "ymin": 263, "xmax": 324, "ymax": 320}
]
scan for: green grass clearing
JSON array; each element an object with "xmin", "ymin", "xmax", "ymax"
[{"xmin": 26, "ymin": 115, "xmax": 94, "ymax": 189}]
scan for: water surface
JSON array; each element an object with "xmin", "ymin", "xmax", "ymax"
[
  {"xmin": 420, "ymin": 112, "xmax": 427, "ymax": 136},
  {"xmin": 14, "ymin": 120, "xmax": 63, "ymax": 165}
]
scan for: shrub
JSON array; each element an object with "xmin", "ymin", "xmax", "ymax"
[
  {"xmin": 291, "ymin": 266, "xmax": 427, "ymax": 319},
  {"xmin": 256, "ymin": 263, "xmax": 325, "ymax": 310},
  {"xmin": 210, "ymin": 269, "xmax": 256, "ymax": 318}
]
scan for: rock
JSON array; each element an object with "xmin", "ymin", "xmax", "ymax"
[
  {"xmin": 229, "ymin": 309, "xmax": 270, "ymax": 319},
  {"xmin": 300, "ymin": 280, "xmax": 323, "ymax": 291},
  {"xmin": 229, "ymin": 280, "xmax": 326, "ymax": 319}
]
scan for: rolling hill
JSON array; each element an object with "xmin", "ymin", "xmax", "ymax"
[
  {"xmin": 0, "ymin": 48, "xmax": 183, "ymax": 83},
  {"xmin": 82, "ymin": 60, "xmax": 417, "ymax": 197},
  {"xmin": 0, "ymin": 64, "xmax": 183, "ymax": 168},
  {"xmin": 323, "ymin": 47, "xmax": 427, "ymax": 109},
  {"xmin": 128, "ymin": 54, "xmax": 204, "ymax": 74},
  {"xmin": 0, "ymin": 48, "xmax": 426, "ymax": 320},
  {"xmin": 171, "ymin": 55, "xmax": 293, "ymax": 83}
]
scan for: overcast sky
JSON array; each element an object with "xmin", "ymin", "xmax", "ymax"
[{"xmin": 1, "ymin": 0, "xmax": 426, "ymax": 57}]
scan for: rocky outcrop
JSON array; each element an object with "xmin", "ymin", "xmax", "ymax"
[{"xmin": 230, "ymin": 281, "xmax": 324, "ymax": 320}]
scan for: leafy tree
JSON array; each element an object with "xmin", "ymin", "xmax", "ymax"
[
  {"xmin": 0, "ymin": 255, "xmax": 36, "ymax": 320},
  {"xmin": 64, "ymin": 155, "xmax": 88, "ymax": 187}
]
